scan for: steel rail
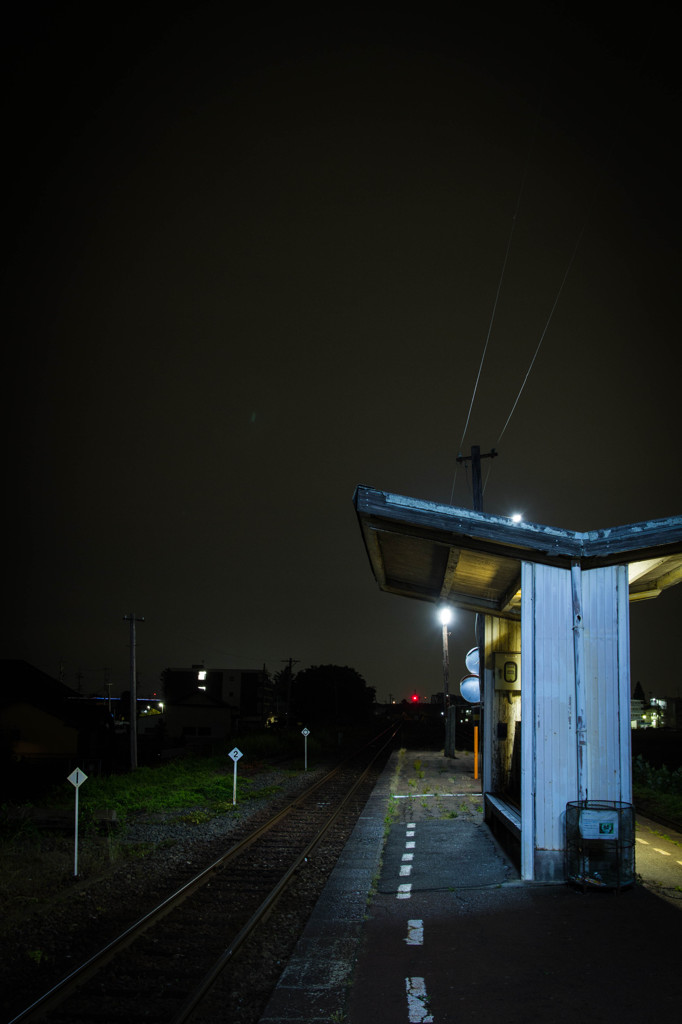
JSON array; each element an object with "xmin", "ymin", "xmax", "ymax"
[
  {"xmin": 171, "ymin": 726, "xmax": 398, "ymax": 1023},
  {"xmin": 8, "ymin": 725, "xmax": 398, "ymax": 1024}
]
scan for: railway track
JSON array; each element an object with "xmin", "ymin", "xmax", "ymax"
[{"xmin": 8, "ymin": 726, "xmax": 397, "ymax": 1024}]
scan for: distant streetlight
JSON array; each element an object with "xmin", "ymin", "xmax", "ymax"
[
  {"xmin": 511, "ymin": 513, "xmax": 523, "ymax": 523},
  {"xmin": 438, "ymin": 606, "xmax": 452, "ymax": 754}
]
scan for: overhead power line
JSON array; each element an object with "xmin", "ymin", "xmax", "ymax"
[
  {"xmin": 450, "ymin": 103, "xmax": 541, "ymax": 505},
  {"xmin": 494, "ymin": 218, "xmax": 588, "ymax": 447}
]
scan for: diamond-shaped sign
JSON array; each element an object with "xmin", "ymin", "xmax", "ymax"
[
  {"xmin": 301, "ymin": 728, "xmax": 310, "ymax": 737},
  {"xmin": 67, "ymin": 767, "xmax": 88, "ymax": 788},
  {"xmin": 229, "ymin": 747, "xmax": 243, "ymax": 762}
]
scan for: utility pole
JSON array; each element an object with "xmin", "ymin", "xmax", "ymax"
[
  {"xmin": 123, "ymin": 613, "xmax": 144, "ymax": 769},
  {"xmin": 455, "ymin": 445, "xmax": 498, "ymax": 512},
  {"xmin": 456, "ymin": 445, "xmax": 498, "ymax": 767}
]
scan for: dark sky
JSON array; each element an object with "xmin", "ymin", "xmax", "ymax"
[{"xmin": 3, "ymin": 3, "xmax": 680, "ymax": 703}]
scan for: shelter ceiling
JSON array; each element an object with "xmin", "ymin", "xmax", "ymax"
[{"xmin": 354, "ymin": 486, "xmax": 682, "ymax": 618}]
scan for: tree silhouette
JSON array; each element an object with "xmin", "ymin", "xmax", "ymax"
[{"xmin": 291, "ymin": 664, "xmax": 375, "ymax": 724}]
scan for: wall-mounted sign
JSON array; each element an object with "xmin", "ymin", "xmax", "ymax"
[
  {"xmin": 579, "ymin": 809, "xmax": 619, "ymax": 840},
  {"xmin": 494, "ymin": 653, "xmax": 521, "ymax": 691}
]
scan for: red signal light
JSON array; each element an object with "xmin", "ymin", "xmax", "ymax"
[{"xmin": 411, "ymin": 694, "xmax": 418, "ymax": 702}]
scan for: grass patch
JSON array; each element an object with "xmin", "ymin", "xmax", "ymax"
[
  {"xmin": 0, "ymin": 746, "xmax": 306, "ymax": 901},
  {"xmin": 633, "ymin": 787, "xmax": 682, "ymax": 826},
  {"xmin": 3, "ymin": 753, "xmax": 293, "ymax": 830},
  {"xmin": 633, "ymin": 755, "xmax": 682, "ymax": 826}
]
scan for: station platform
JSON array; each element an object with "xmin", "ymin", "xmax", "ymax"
[{"xmin": 258, "ymin": 748, "xmax": 680, "ymax": 1023}]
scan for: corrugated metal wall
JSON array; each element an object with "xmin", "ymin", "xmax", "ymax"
[
  {"xmin": 519, "ymin": 561, "xmax": 631, "ymax": 880},
  {"xmin": 522, "ymin": 562, "xmax": 576, "ymax": 876},
  {"xmin": 582, "ymin": 564, "xmax": 631, "ymax": 803}
]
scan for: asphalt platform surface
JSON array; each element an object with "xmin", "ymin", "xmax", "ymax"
[{"xmin": 258, "ymin": 749, "xmax": 680, "ymax": 1023}]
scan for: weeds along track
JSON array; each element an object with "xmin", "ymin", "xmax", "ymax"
[{"xmin": 8, "ymin": 727, "xmax": 397, "ymax": 1024}]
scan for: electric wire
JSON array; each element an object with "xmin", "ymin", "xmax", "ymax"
[
  {"xmin": 484, "ymin": 28, "xmax": 661, "ymax": 487},
  {"xmin": 452, "ymin": 25, "xmax": 660, "ymax": 506},
  {"xmin": 493, "ymin": 218, "xmax": 588, "ymax": 449},
  {"xmin": 478, "ymin": 195, "xmax": 592, "ymax": 502},
  {"xmin": 449, "ymin": 104, "xmax": 540, "ymax": 505},
  {"xmin": 477, "ymin": 217, "xmax": 586, "ymax": 500},
  {"xmin": 449, "ymin": 205, "xmax": 520, "ymax": 505}
]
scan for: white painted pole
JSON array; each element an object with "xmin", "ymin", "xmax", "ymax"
[
  {"xmin": 74, "ymin": 785, "xmax": 79, "ymax": 877},
  {"xmin": 229, "ymin": 747, "xmax": 243, "ymax": 805},
  {"xmin": 67, "ymin": 767, "xmax": 87, "ymax": 876},
  {"xmin": 301, "ymin": 728, "xmax": 310, "ymax": 771}
]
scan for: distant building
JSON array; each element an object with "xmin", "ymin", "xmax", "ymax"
[
  {"xmin": 630, "ymin": 698, "xmax": 645, "ymax": 729},
  {"xmin": 161, "ymin": 666, "xmax": 273, "ymax": 745},
  {"xmin": 647, "ymin": 697, "xmax": 668, "ymax": 728},
  {"xmin": 630, "ymin": 693, "xmax": 681, "ymax": 729}
]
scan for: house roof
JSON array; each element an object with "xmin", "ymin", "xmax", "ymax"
[
  {"xmin": 0, "ymin": 660, "xmax": 111, "ymax": 727},
  {"xmin": 354, "ymin": 486, "xmax": 682, "ymax": 619},
  {"xmin": 0, "ymin": 660, "xmax": 80, "ymax": 712}
]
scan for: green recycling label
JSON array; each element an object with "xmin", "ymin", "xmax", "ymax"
[{"xmin": 579, "ymin": 809, "xmax": 619, "ymax": 839}]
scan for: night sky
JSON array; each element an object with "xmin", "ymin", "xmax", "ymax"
[{"xmin": 3, "ymin": 3, "xmax": 680, "ymax": 704}]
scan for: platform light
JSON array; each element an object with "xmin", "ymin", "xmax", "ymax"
[{"xmin": 511, "ymin": 513, "xmax": 523, "ymax": 523}]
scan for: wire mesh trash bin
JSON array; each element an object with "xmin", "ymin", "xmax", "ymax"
[{"xmin": 566, "ymin": 800, "xmax": 635, "ymax": 892}]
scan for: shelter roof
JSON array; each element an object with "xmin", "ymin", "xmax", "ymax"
[{"xmin": 354, "ymin": 486, "xmax": 682, "ymax": 619}]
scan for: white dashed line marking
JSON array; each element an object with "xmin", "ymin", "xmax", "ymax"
[
  {"xmin": 402, "ymin": 853, "xmax": 414, "ymax": 861},
  {"xmin": 400, "ymin": 864, "xmax": 413, "ymax": 876},
  {"xmin": 405, "ymin": 920, "xmax": 424, "ymax": 946},
  {"xmin": 397, "ymin": 883, "xmax": 413, "ymax": 899},
  {"xmin": 406, "ymin": 841, "xmax": 416, "ymax": 849},
  {"xmin": 406, "ymin": 977, "xmax": 433, "ymax": 1023},
  {"xmin": 653, "ymin": 848, "xmax": 671, "ymax": 856},
  {"xmin": 636, "ymin": 838, "xmax": 649, "ymax": 844}
]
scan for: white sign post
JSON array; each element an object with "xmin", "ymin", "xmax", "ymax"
[
  {"xmin": 301, "ymin": 728, "xmax": 310, "ymax": 771},
  {"xmin": 229, "ymin": 747, "xmax": 243, "ymax": 804},
  {"xmin": 67, "ymin": 767, "xmax": 88, "ymax": 877}
]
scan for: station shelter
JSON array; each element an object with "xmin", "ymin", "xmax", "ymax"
[{"xmin": 354, "ymin": 485, "xmax": 682, "ymax": 881}]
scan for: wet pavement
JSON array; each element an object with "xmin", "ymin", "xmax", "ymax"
[{"xmin": 258, "ymin": 748, "xmax": 681, "ymax": 1023}]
